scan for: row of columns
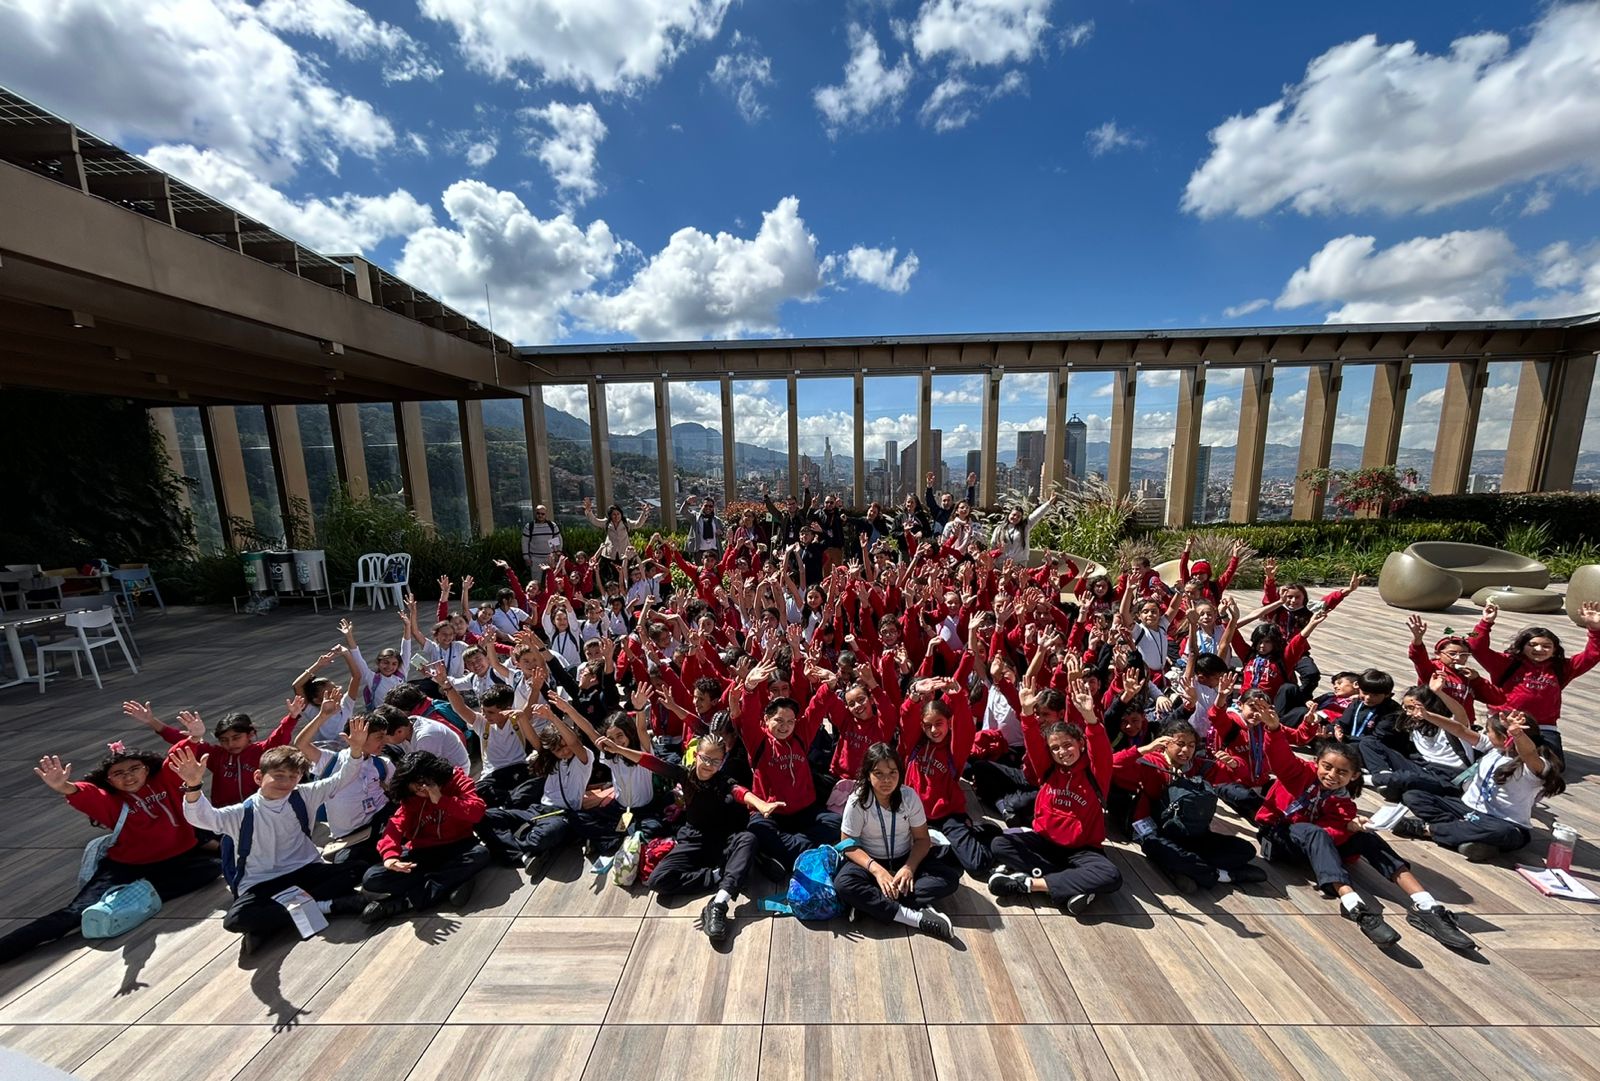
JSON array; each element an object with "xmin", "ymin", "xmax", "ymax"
[{"xmin": 151, "ymin": 352, "xmax": 1598, "ymax": 548}]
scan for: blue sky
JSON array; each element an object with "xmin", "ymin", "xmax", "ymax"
[{"xmin": 4, "ymin": 1, "xmax": 1599, "ymax": 455}]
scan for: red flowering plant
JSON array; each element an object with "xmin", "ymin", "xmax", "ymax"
[{"xmin": 1297, "ymin": 466, "xmax": 1423, "ymax": 518}]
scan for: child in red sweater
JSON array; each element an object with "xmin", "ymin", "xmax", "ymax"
[
  {"xmin": 897, "ymin": 668, "xmax": 994, "ymax": 876},
  {"xmin": 1252, "ymin": 708, "xmax": 1475, "ymax": 951},
  {"xmin": 731, "ymin": 670, "xmax": 842, "ymax": 881},
  {"xmin": 0, "ymin": 745, "xmax": 219, "ymax": 963},
  {"xmin": 122, "ymin": 699, "xmax": 298, "ymax": 807},
  {"xmin": 359, "ymin": 752, "xmax": 490, "ymax": 922},
  {"xmin": 987, "ymin": 670, "xmax": 1123, "ymax": 915},
  {"xmin": 1467, "ymin": 600, "xmax": 1600, "ymax": 764}
]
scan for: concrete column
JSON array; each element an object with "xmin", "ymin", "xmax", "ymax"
[
  {"xmin": 1499, "ymin": 361, "xmax": 1548, "ymax": 493},
  {"xmin": 917, "ymin": 369, "xmax": 933, "ymax": 491},
  {"xmin": 523, "ymin": 385, "xmax": 552, "ymax": 511},
  {"xmin": 1431, "ymin": 359, "xmax": 1487, "ymax": 496},
  {"xmin": 852, "ymin": 371, "xmax": 866, "ymax": 509},
  {"xmin": 1166, "ymin": 368, "xmax": 1204, "ymax": 528},
  {"xmin": 1541, "ymin": 352, "xmax": 1598, "ymax": 491},
  {"xmin": 720, "ymin": 376, "xmax": 737, "ymax": 509},
  {"xmin": 588, "ymin": 379, "xmax": 613, "ymax": 512},
  {"xmin": 1041, "ymin": 368, "xmax": 1069, "ymax": 496},
  {"xmin": 980, "ymin": 369, "xmax": 1002, "ymax": 507},
  {"xmin": 1360, "ymin": 360, "xmax": 1411, "ymax": 470},
  {"xmin": 458, "ymin": 399, "xmax": 493, "ymax": 536},
  {"xmin": 1108, "ymin": 367, "xmax": 1136, "ymax": 499},
  {"xmin": 787, "ymin": 373, "xmax": 801, "ymax": 500},
  {"xmin": 148, "ymin": 407, "xmax": 193, "ymax": 521},
  {"xmin": 655, "ymin": 377, "xmax": 677, "ymax": 532},
  {"xmin": 1292, "ymin": 362, "xmax": 1341, "ymax": 520},
  {"xmin": 393, "ymin": 402, "xmax": 433, "ymax": 526},
  {"xmin": 265, "ymin": 404, "xmax": 313, "ymax": 542},
  {"xmin": 1230, "ymin": 364, "xmax": 1271, "ymax": 523},
  {"xmin": 201, "ymin": 405, "xmax": 252, "ymax": 542},
  {"xmin": 328, "ymin": 403, "xmax": 369, "ymax": 500}
]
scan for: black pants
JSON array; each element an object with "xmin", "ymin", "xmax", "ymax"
[
  {"xmin": 478, "ymin": 804, "xmax": 625, "ymax": 863},
  {"xmin": 746, "ymin": 805, "xmax": 842, "ymax": 871},
  {"xmin": 1140, "ymin": 831, "xmax": 1258, "ymax": 890},
  {"xmin": 646, "ymin": 826, "xmax": 757, "ymax": 899},
  {"xmin": 833, "ymin": 849, "xmax": 961, "ymax": 924},
  {"xmin": 0, "ymin": 847, "xmax": 219, "ymax": 963},
  {"xmin": 1262, "ymin": 821, "xmax": 1408, "ymax": 894},
  {"xmin": 1534, "ymin": 726, "xmax": 1564, "ymax": 764},
  {"xmin": 223, "ymin": 861, "xmax": 364, "ymax": 938},
  {"xmin": 929, "ymin": 813, "xmax": 995, "ymax": 876},
  {"xmin": 1400, "ymin": 791, "xmax": 1532, "ymax": 853},
  {"xmin": 1357, "ymin": 735, "xmax": 1417, "ymax": 775},
  {"xmin": 1363, "ymin": 742, "xmax": 1464, "ymax": 799},
  {"xmin": 989, "ymin": 831, "xmax": 1123, "ymax": 904},
  {"xmin": 967, "ymin": 749, "xmax": 1028, "ymax": 808},
  {"xmin": 476, "ymin": 763, "xmax": 533, "ymax": 809},
  {"xmin": 1217, "ymin": 783, "xmax": 1266, "ymax": 822},
  {"xmin": 361, "ymin": 839, "xmax": 490, "ymax": 908}
]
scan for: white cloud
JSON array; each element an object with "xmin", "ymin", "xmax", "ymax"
[
  {"xmin": 1183, "ymin": 4, "xmax": 1600, "ymax": 217},
  {"xmin": 0, "ymin": 0, "xmax": 397, "ymax": 177},
  {"xmin": 1060, "ymin": 20, "xmax": 1093, "ymax": 48},
  {"xmin": 420, "ymin": 0, "xmax": 731, "ymax": 92},
  {"xmin": 1086, "ymin": 120, "xmax": 1146, "ymax": 156},
  {"xmin": 711, "ymin": 33, "xmax": 774, "ymax": 122},
  {"xmin": 1223, "ymin": 298, "xmax": 1270, "ymax": 318},
  {"xmin": 840, "ymin": 246, "xmax": 921, "ymax": 293},
  {"xmin": 521, "ymin": 102, "xmax": 608, "ymax": 206},
  {"xmin": 814, "ymin": 25, "xmax": 914, "ymax": 135},
  {"xmin": 256, "ymin": 0, "xmax": 442, "ymax": 82},
  {"xmin": 912, "ymin": 0, "xmax": 1053, "ymax": 67},
  {"xmin": 919, "ymin": 70, "xmax": 1026, "ymax": 132},
  {"xmin": 465, "ymin": 139, "xmax": 499, "ymax": 168},
  {"xmin": 1522, "ymin": 183, "xmax": 1554, "ymax": 216},
  {"xmin": 396, "ymin": 180, "xmax": 622, "ymax": 342},
  {"xmin": 572, "ymin": 196, "xmax": 830, "ymax": 340},
  {"xmin": 143, "ymin": 144, "xmax": 433, "ymax": 254},
  {"xmin": 1275, "ymin": 229, "xmax": 1517, "ymax": 322}
]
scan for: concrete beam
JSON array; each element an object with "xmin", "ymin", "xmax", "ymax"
[
  {"xmin": 329, "ymin": 403, "xmax": 369, "ymax": 501},
  {"xmin": 523, "ymin": 385, "xmax": 552, "ymax": 511},
  {"xmin": 787, "ymin": 374, "xmax": 800, "ymax": 499},
  {"xmin": 1108, "ymin": 367, "xmax": 1136, "ymax": 499},
  {"xmin": 589, "ymin": 379, "xmax": 613, "ymax": 512},
  {"xmin": 459, "ymin": 399, "xmax": 493, "ymax": 536},
  {"xmin": 1166, "ymin": 368, "xmax": 1204, "ymax": 528},
  {"xmin": 852, "ymin": 372, "xmax": 866, "ymax": 509},
  {"xmin": 148, "ymin": 406, "xmax": 194, "ymax": 540},
  {"xmin": 393, "ymin": 402, "xmax": 432, "ymax": 526},
  {"xmin": 980, "ymin": 369, "xmax": 1001, "ymax": 507},
  {"xmin": 1293, "ymin": 362, "xmax": 1341, "ymax": 520},
  {"xmin": 1542, "ymin": 352, "xmax": 1598, "ymax": 491},
  {"xmin": 1230, "ymin": 364, "xmax": 1271, "ymax": 523},
  {"xmin": 1041, "ymin": 368, "xmax": 1069, "ymax": 495},
  {"xmin": 917, "ymin": 369, "xmax": 933, "ymax": 494},
  {"xmin": 1501, "ymin": 360, "xmax": 1548, "ymax": 493},
  {"xmin": 1431, "ymin": 359, "xmax": 1487, "ymax": 495},
  {"xmin": 655, "ymin": 377, "xmax": 678, "ymax": 532},
  {"xmin": 1360, "ymin": 360, "xmax": 1412, "ymax": 470}
]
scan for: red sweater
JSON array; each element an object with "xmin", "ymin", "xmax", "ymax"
[
  {"xmin": 898, "ymin": 685, "xmax": 975, "ymax": 820},
  {"xmin": 1252, "ymin": 727, "xmax": 1358, "ymax": 846},
  {"xmin": 1111, "ymin": 746, "xmax": 1236, "ymax": 823},
  {"xmin": 805, "ymin": 683, "xmax": 896, "ymax": 780},
  {"xmin": 735, "ymin": 686, "xmax": 823, "ymax": 809},
  {"xmin": 376, "ymin": 768, "xmax": 487, "ymax": 860},
  {"xmin": 160, "ymin": 711, "xmax": 298, "ymax": 806},
  {"xmin": 1407, "ymin": 642, "xmax": 1503, "ymax": 721},
  {"xmin": 1234, "ymin": 634, "xmax": 1310, "ymax": 700},
  {"xmin": 1467, "ymin": 621, "xmax": 1600, "ymax": 727},
  {"xmin": 66, "ymin": 766, "xmax": 197, "ymax": 864},
  {"xmin": 1022, "ymin": 711, "xmax": 1112, "ymax": 849}
]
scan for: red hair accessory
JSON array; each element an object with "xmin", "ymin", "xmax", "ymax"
[
  {"xmin": 106, "ymin": 741, "xmax": 127, "ymax": 755},
  {"xmin": 1190, "ymin": 560, "xmax": 1212, "ymax": 576}
]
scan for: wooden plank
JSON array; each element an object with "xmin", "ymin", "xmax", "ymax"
[
  {"xmin": 603, "ymin": 917, "xmax": 769, "ymax": 1024},
  {"xmin": 228, "ymin": 1025, "xmax": 438, "ymax": 1081},
  {"xmin": 758, "ymin": 1025, "xmax": 935, "ymax": 1081},
  {"xmin": 298, "ymin": 916, "xmax": 509, "ymax": 1023},
  {"xmin": 1095, "ymin": 1024, "xmax": 1307, "ymax": 1081},
  {"xmin": 74, "ymin": 1024, "xmax": 275, "ymax": 1081},
  {"xmin": 0, "ymin": 1023, "xmax": 124, "ymax": 1074},
  {"xmin": 762, "ymin": 917, "xmax": 923, "ymax": 1024},
  {"xmin": 1264, "ymin": 1026, "xmax": 1492, "ymax": 1081},
  {"xmin": 408, "ymin": 1024, "xmax": 598, "ymax": 1081},
  {"xmin": 910, "ymin": 914, "xmax": 1087, "ymax": 1024},
  {"xmin": 1435, "ymin": 1026, "xmax": 1600, "ymax": 1081},
  {"xmin": 580, "ymin": 1024, "xmax": 761, "ymax": 1081},
  {"xmin": 446, "ymin": 917, "xmax": 636, "ymax": 1024},
  {"xmin": 926, "ymin": 1025, "xmax": 1119, "ymax": 1081},
  {"xmin": 517, "ymin": 848, "xmax": 651, "ymax": 918}
]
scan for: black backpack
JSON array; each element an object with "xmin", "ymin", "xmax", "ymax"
[{"xmin": 1155, "ymin": 773, "xmax": 1217, "ymax": 839}]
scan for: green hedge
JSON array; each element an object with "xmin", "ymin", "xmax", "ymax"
[{"xmin": 1392, "ymin": 492, "xmax": 1600, "ymax": 546}]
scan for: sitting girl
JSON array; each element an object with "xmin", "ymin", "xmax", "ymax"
[
  {"xmin": 601, "ymin": 694, "xmax": 671, "ymax": 838},
  {"xmin": 897, "ymin": 669, "xmax": 993, "ymax": 877},
  {"xmin": 987, "ymin": 666, "xmax": 1123, "ymax": 915},
  {"xmin": 1366, "ymin": 675, "xmax": 1480, "ymax": 803},
  {"xmin": 477, "ymin": 703, "xmax": 609, "ymax": 877},
  {"xmin": 1467, "ymin": 600, "xmax": 1600, "ymax": 763},
  {"xmin": 833, "ymin": 743, "xmax": 958, "ymax": 940},
  {"xmin": 0, "ymin": 746, "xmax": 220, "ymax": 963},
  {"xmin": 359, "ymin": 751, "xmax": 490, "ymax": 922},
  {"xmin": 1397, "ymin": 707, "xmax": 1565, "ymax": 862},
  {"xmin": 1252, "ymin": 706, "xmax": 1475, "ymax": 951}
]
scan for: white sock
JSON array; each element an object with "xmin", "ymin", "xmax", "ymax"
[
  {"xmin": 1216, "ymin": 869, "xmax": 1233, "ymax": 883},
  {"xmin": 713, "ymin": 888, "xmax": 732, "ymax": 906},
  {"xmin": 1410, "ymin": 890, "xmax": 1438, "ymax": 910},
  {"xmin": 1339, "ymin": 892, "xmax": 1364, "ymax": 913},
  {"xmin": 316, "ymin": 900, "xmax": 335, "ymax": 915},
  {"xmin": 893, "ymin": 905, "xmax": 923, "ymax": 928}
]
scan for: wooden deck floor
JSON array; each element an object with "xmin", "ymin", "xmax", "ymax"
[{"xmin": 2, "ymin": 588, "xmax": 1600, "ymax": 1081}]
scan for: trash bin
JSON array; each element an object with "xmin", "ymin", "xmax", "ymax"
[
  {"xmin": 242, "ymin": 551, "xmax": 269, "ymax": 592},
  {"xmin": 265, "ymin": 551, "xmax": 296, "ymax": 594},
  {"xmin": 291, "ymin": 549, "xmax": 326, "ymax": 593}
]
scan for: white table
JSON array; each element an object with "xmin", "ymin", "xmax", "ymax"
[{"xmin": 0, "ymin": 611, "xmax": 65, "ymax": 690}]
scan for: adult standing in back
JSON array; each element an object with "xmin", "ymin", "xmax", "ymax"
[{"xmin": 522, "ymin": 504, "xmax": 563, "ymax": 577}]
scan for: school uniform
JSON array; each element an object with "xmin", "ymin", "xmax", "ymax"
[
  {"xmin": 605, "ymin": 751, "xmax": 670, "ymax": 839},
  {"xmin": 1111, "ymin": 747, "xmax": 1255, "ymax": 890},
  {"xmin": 1345, "ymin": 697, "xmax": 1409, "ymax": 767},
  {"xmin": 350, "ymin": 647, "xmax": 406, "ymax": 711},
  {"xmin": 1401, "ymin": 739, "xmax": 1538, "ymax": 854},
  {"xmin": 362, "ymin": 768, "xmax": 490, "ymax": 908},
  {"xmin": 644, "ymin": 755, "xmax": 759, "ymax": 899},
  {"xmin": 1468, "ymin": 620, "xmax": 1600, "ymax": 760},
  {"xmin": 833, "ymin": 786, "xmax": 961, "ymax": 924},
  {"xmin": 1367, "ymin": 724, "xmax": 1477, "ymax": 800},
  {"xmin": 896, "ymin": 683, "xmax": 994, "ymax": 876},
  {"xmin": 309, "ymin": 746, "xmax": 395, "ymax": 860},
  {"xmin": 479, "ymin": 751, "xmax": 620, "ymax": 865},
  {"xmin": 158, "ymin": 710, "xmax": 299, "ymax": 806},
  {"xmin": 734, "ymin": 687, "xmax": 842, "ymax": 871},
  {"xmin": 470, "ymin": 710, "xmax": 533, "ymax": 809},
  {"xmin": 184, "ymin": 752, "xmax": 367, "ymax": 939},
  {"xmin": 398, "ymin": 716, "xmax": 470, "ymax": 772}
]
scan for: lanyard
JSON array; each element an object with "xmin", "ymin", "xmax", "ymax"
[
  {"xmin": 1351, "ymin": 706, "xmax": 1370, "ymax": 737},
  {"xmin": 873, "ymin": 800, "xmax": 898, "ymax": 858}
]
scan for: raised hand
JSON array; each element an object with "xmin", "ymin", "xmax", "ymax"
[
  {"xmin": 1580, "ymin": 602, "xmax": 1600, "ymax": 630},
  {"xmin": 461, "ymin": 574, "xmax": 475, "ymax": 593},
  {"xmin": 1482, "ymin": 600, "xmax": 1499, "ymax": 624},
  {"xmin": 342, "ymin": 715, "xmax": 370, "ymax": 754},
  {"xmin": 493, "ymin": 558, "xmax": 510, "ymax": 571},
  {"xmin": 1263, "ymin": 556, "xmax": 1277, "ymax": 577},
  {"xmin": 169, "ymin": 745, "xmax": 208, "ymax": 787},
  {"xmin": 338, "ymin": 617, "xmax": 355, "ymax": 640},
  {"xmin": 437, "ymin": 575, "xmax": 452, "ymax": 597},
  {"xmin": 1406, "ymin": 614, "xmax": 1427, "ymax": 643},
  {"xmin": 285, "ymin": 694, "xmax": 307, "ymax": 718},
  {"xmin": 121, "ymin": 700, "xmax": 159, "ymax": 729},
  {"xmin": 176, "ymin": 710, "xmax": 206, "ymax": 740},
  {"xmin": 631, "ymin": 683, "xmax": 651, "ymax": 711},
  {"xmin": 33, "ymin": 755, "xmax": 75, "ymax": 794}
]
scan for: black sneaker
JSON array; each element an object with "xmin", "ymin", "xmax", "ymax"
[
  {"xmin": 522, "ymin": 851, "xmax": 550, "ymax": 880},
  {"xmin": 1064, "ymin": 893, "xmax": 1097, "ymax": 916},
  {"xmin": 702, "ymin": 899, "xmax": 730, "ymax": 942},
  {"xmin": 1457, "ymin": 842, "xmax": 1497, "ymax": 863},
  {"xmin": 1230, "ymin": 863, "xmax": 1268, "ymax": 885},
  {"xmin": 327, "ymin": 893, "xmax": 367, "ymax": 917},
  {"xmin": 360, "ymin": 896, "xmax": 411, "ymax": 924},
  {"xmin": 1168, "ymin": 872, "xmax": 1199, "ymax": 895},
  {"xmin": 987, "ymin": 870, "xmax": 1031, "ymax": 897},
  {"xmin": 447, "ymin": 880, "xmax": 476, "ymax": 909},
  {"xmin": 238, "ymin": 931, "xmax": 267, "ymax": 958},
  {"xmin": 1392, "ymin": 817, "xmax": 1431, "ymax": 841},
  {"xmin": 755, "ymin": 854, "xmax": 791, "ymax": 885},
  {"xmin": 1407, "ymin": 905, "xmax": 1477, "ymax": 951},
  {"xmin": 1341, "ymin": 902, "xmax": 1401, "ymax": 947},
  {"xmin": 918, "ymin": 908, "xmax": 953, "ymax": 940}
]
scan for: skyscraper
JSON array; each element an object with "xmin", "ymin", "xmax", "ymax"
[
  {"xmin": 823, "ymin": 436, "xmax": 835, "ymax": 486},
  {"xmin": 883, "ymin": 439, "xmax": 898, "ymax": 504},
  {"xmin": 966, "ymin": 449, "xmax": 982, "ymax": 486},
  {"xmin": 1065, "ymin": 414, "xmax": 1087, "ymax": 484},
  {"xmin": 1165, "ymin": 443, "xmax": 1212, "ymax": 523},
  {"xmin": 1016, "ymin": 430, "xmax": 1045, "ymax": 495}
]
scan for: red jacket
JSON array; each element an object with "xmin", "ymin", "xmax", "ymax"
[
  {"xmin": 1233, "ymin": 634, "xmax": 1310, "ymax": 700},
  {"xmin": 805, "ymin": 682, "xmax": 896, "ymax": 780},
  {"xmin": 1206, "ymin": 704, "xmax": 1274, "ymax": 788},
  {"xmin": 1110, "ymin": 746, "xmax": 1236, "ymax": 823},
  {"xmin": 377, "ymin": 768, "xmax": 486, "ymax": 860},
  {"xmin": 1253, "ymin": 727, "xmax": 1358, "ymax": 846},
  {"xmin": 898, "ymin": 679, "xmax": 975, "ymax": 821},
  {"xmin": 66, "ymin": 764, "xmax": 197, "ymax": 864},
  {"xmin": 1407, "ymin": 642, "xmax": 1503, "ymax": 721},
  {"xmin": 1022, "ymin": 710, "xmax": 1112, "ymax": 849},
  {"xmin": 161, "ymin": 711, "xmax": 298, "ymax": 806},
  {"xmin": 1467, "ymin": 621, "xmax": 1599, "ymax": 727},
  {"xmin": 734, "ymin": 684, "xmax": 823, "ymax": 809}
]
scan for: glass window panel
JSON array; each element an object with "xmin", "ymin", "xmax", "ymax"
[
  {"xmin": 1471, "ymin": 361, "xmax": 1522, "ymax": 490},
  {"xmin": 234, "ymin": 406, "xmax": 284, "ymax": 544},
  {"xmin": 482, "ymin": 400, "xmax": 531, "ymax": 529},
  {"xmin": 357, "ymin": 404, "xmax": 402, "ymax": 495},
  {"xmin": 296, "ymin": 405, "xmax": 337, "ymax": 530},
  {"xmin": 931, "ymin": 374, "xmax": 982, "ymax": 496},
  {"xmin": 862, "ymin": 376, "xmax": 919, "ymax": 507},
  {"xmin": 1576, "ymin": 364, "xmax": 1600, "ymax": 492},
  {"xmin": 1133, "ymin": 369, "xmax": 1183, "ymax": 517},
  {"xmin": 1324, "ymin": 364, "xmax": 1374, "ymax": 517},
  {"xmin": 796, "ymin": 377, "xmax": 855, "ymax": 497},
  {"xmin": 1258, "ymin": 366, "xmax": 1309, "ymax": 520},
  {"xmin": 1198, "ymin": 368, "xmax": 1246, "ymax": 523},
  {"xmin": 542, "ymin": 385, "xmax": 593, "ymax": 527},
  {"xmin": 999, "ymin": 371, "xmax": 1050, "ymax": 500},
  {"xmin": 1066, "ymin": 370, "xmax": 1114, "ymax": 490},
  {"xmin": 669, "ymin": 381, "xmax": 724, "ymax": 506},
  {"xmin": 1396, "ymin": 363, "xmax": 1450, "ymax": 490},
  {"xmin": 419, "ymin": 401, "xmax": 469, "ymax": 536},
  {"xmin": 604, "ymin": 382, "xmax": 658, "ymax": 516},
  {"xmin": 170, "ymin": 406, "xmax": 224, "ymax": 553},
  {"xmin": 731, "ymin": 379, "xmax": 789, "ymax": 501}
]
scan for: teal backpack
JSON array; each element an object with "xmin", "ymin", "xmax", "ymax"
[
  {"xmin": 81, "ymin": 879, "xmax": 162, "ymax": 939},
  {"xmin": 761, "ymin": 839, "xmax": 857, "ymax": 920}
]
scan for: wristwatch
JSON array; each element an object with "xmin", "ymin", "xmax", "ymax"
[{"xmin": 181, "ymin": 783, "xmax": 204, "ymax": 793}]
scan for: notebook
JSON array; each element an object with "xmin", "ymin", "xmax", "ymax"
[{"xmin": 1516, "ymin": 866, "xmax": 1600, "ymax": 902}]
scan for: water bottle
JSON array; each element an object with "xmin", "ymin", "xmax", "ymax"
[{"xmin": 1546, "ymin": 823, "xmax": 1577, "ymax": 872}]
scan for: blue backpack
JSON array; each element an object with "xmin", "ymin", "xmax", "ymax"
[
  {"xmin": 81, "ymin": 878, "xmax": 162, "ymax": 939},
  {"xmin": 223, "ymin": 790, "xmax": 311, "ymax": 895},
  {"xmin": 761, "ymin": 839, "xmax": 857, "ymax": 920}
]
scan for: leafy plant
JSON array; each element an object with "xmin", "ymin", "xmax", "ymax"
[
  {"xmin": 1024, "ymin": 477, "xmax": 1142, "ymax": 563},
  {"xmin": 1502, "ymin": 521, "xmax": 1554, "ymax": 559},
  {"xmin": 1297, "ymin": 465, "xmax": 1422, "ymax": 517}
]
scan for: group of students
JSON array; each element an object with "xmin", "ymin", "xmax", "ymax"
[{"xmin": 6, "ymin": 478, "xmax": 1600, "ymax": 966}]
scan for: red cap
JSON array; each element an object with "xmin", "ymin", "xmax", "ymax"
[{"xmin": 1190, "ymin": 559, "xmax": 1212, "ymax": 575}]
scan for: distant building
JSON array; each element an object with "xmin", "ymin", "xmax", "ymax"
[
  {"xmin": 1165, "ymin": 443, "xmax": 1211, "ymax": 523},
  {"xmin": 1065, "ymin": 414, "xmax": 1087, "ymax": 484},
  {"xmin": 966, "ymin": 449, "xmax": 982, "ymax": 484},
  {"xmin": 883, "ymin": 439, "xmax": 899, "ymax": 504},
  {"xmin": 823, "ymin": 436, "xmax": 835, "ymax": 487},
  {"xmin": 1015, "ymin": 430, "xmax": 1045, "ymax": 496}
]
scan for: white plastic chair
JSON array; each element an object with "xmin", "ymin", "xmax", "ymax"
[
  {"xmin": 112, "ymin": 567, "xmax": 166, "ymax": 616},
  {"xmin": 384, "ymin": 552, "xmax": 412, "ymax": 609},
  {"xmin": 59, "ymin": 596, "xmax": 138, "ymax": 658},
  {"xmin": 35, "ymin": 608, "xmax": 138, "ymax": 692},
  {"xmin": 348, "ymin": 553, "xmax": 390, "ymax": 610}
]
